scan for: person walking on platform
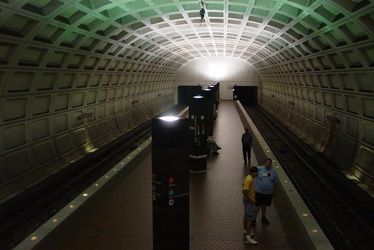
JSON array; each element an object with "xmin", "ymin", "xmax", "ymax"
[
  {"xmin": 242, "ymin": 166, "xmax": 259, "ymax": 245},
  {"xmin": 241, "ymin": 128, "xmax": 252, "ymax": 164},
  {"xmin": 254, "ymin": 158, "xmax": 279, "ymax": 225}
]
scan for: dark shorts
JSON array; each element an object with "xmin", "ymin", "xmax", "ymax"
[
  {"xmin": 255, "ymin": 192, "xmax": 273, "ymax": 206},
  {"xmin": 243, "ymin": 198, "xmax": 256, "ymax": 220}
]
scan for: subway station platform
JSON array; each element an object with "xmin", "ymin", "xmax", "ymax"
[{"xmin": 15, "ymin": 101, "xmax": 332, "ymax": 250}]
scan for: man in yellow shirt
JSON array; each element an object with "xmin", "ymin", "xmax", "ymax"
[{"xmin": 242, "ymin": 166, "xmax": 258, "ymax": 244}]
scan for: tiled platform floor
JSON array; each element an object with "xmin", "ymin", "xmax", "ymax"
[{"xmin": 55, "ymin": 101, "xmax": 313, "ymax": 250}]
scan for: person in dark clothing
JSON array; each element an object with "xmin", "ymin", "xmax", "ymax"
[
  {"xmin": 241, "ymin": 128, "xmax": 252, "ymax": 164},
  {"xmin": 207, "ymin": 136, "xmax": 221, "ymax": 154}
]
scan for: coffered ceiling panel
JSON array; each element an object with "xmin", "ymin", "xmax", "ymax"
[{"xmin": 0, "ymin": 0, "xmax": 373, "ymax": 70}]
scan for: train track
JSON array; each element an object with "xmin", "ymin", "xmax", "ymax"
[
  {"xmin": 0, "ymin": 105, "xmax": 186, "ymax": 250},
  {"xmin": 0, "ymin": 124, "xmax": 152, "ymax": 250},
  {"xmin": 245, "ymin": 106, "xmax": 374, "ymax": 250}
]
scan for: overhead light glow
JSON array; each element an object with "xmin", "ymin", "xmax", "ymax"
[
  {"xmin": 159, "ymin": 116, "xmax": 179, "ymax": 122},
  {"xmin": 207, "ymin": 63, "xmax": 228, "ymax": 80}
]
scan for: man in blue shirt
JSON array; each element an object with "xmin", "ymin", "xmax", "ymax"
[{"xmin": 254, "ymin": 158, "xmax": 279, "ymax": 225}]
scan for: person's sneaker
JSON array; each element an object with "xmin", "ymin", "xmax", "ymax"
[
  {"xmin": 261, "ymin": 217, "xmax": 270, "ymax": 225},
  {"xmin": 242, "ymin": 233, "xmax": 246, "ymax": 239},
  {"xmin": 244, "ymin": 237, "xmax": 258, "ymax": 244}
]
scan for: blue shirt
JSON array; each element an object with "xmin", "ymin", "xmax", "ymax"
[{"xmin": 255, "ymin": 166, "xmax": 279, "ymax": 194}]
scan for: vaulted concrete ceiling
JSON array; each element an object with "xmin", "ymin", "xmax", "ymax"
[{"xmin": 1, "ymin": 0, "xmax": 373, "ymax": 71}]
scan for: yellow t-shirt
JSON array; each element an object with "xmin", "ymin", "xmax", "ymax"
[{"xmin": 243, "ymin": 175, "xmax": 255, "ymax": 202}]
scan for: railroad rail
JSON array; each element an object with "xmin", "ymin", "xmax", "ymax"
[
  {"xmin": 0, "ymin": 105, "xmax": 187, "ymax": 250},
  {"xmin": 245, "ymin": 106, "xmax": 374, "ymax": 250}
]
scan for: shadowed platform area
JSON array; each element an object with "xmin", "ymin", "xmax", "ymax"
[{"xmin": 17, "ymin": 101, "xmax": 322, "ymax": 250}]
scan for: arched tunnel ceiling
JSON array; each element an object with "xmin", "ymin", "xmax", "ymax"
[{"xmin": 0, "ymin": 0, "xmax": 373, "ymax": 71}]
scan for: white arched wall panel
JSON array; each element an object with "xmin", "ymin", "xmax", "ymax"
[
  {"xmin": 259, "ymin": 67, "xmax": 374, "ymax": 189},
  {"xmin": 0, "ymin": 66, "xmax": 175, "ymax": 201},
  {"xmin": 174, "ymin": 57, "xmax": 261, "ymax": 101}
]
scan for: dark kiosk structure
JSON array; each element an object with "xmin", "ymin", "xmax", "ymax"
[
  {"xmin": 189, "ymin": 95, "xmax": 208, "ymax": 173},
  {"xmin": 151, "ymin": 116, "xmax": 190, "ymax": 250}
]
